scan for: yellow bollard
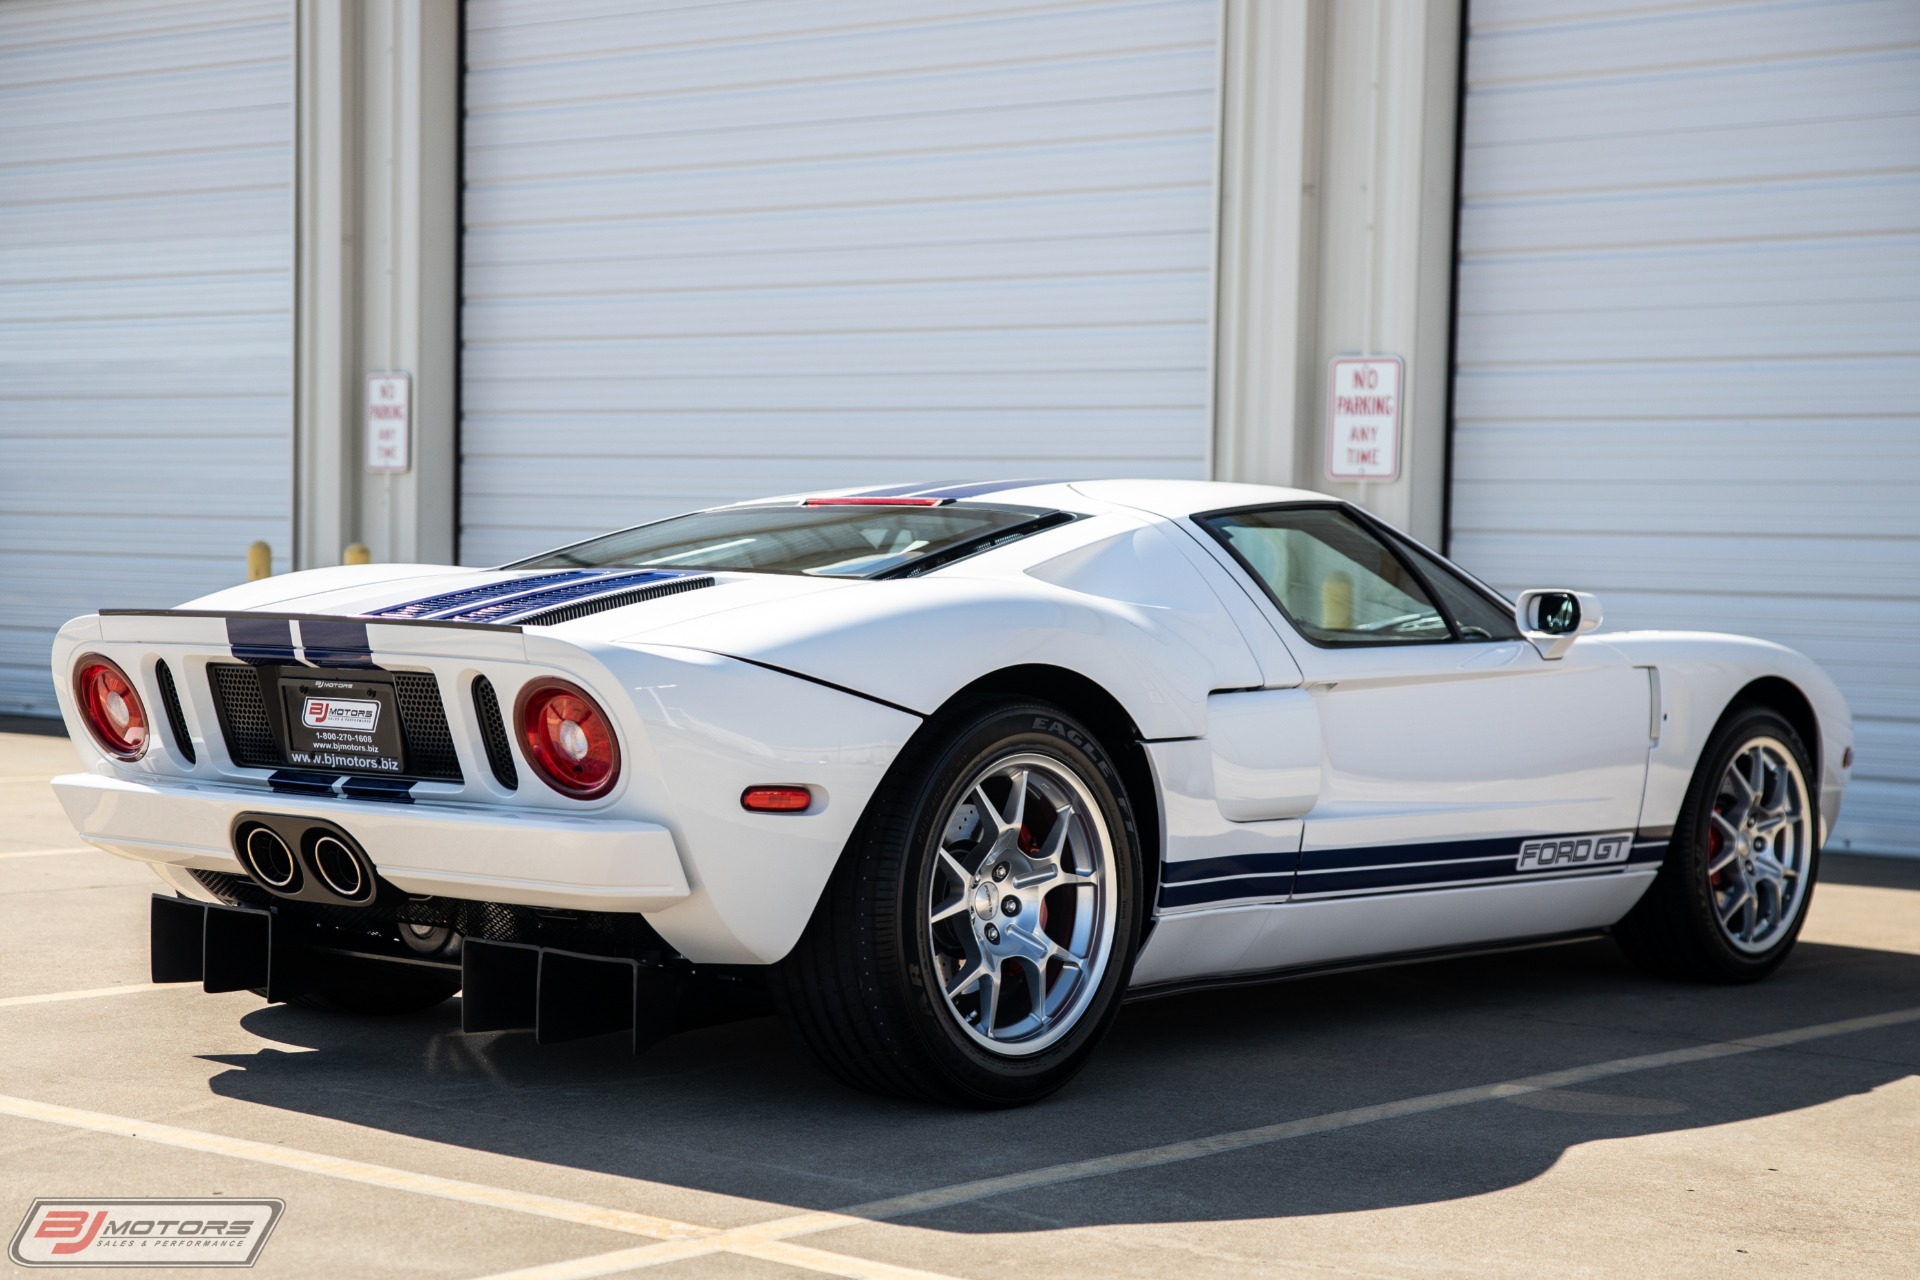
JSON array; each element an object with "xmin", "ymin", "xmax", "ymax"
[
  {"xmin": 343, "ymin": 542, "xmax": 371, "ymax": 566},
  {"xmin": 246, "ymin": 541, "xmax": 272, "ymax": 582},
  {"xmin": 1321, "ymin": 571, "xmax": 1354, "ymax": 632}
]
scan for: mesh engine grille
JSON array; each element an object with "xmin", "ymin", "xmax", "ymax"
[
  {"xmin": 471, "ymin": 675, "xmax": 517, "ymax": 790},
  {"xmin": 207, "ymin": 662, "xmax": 463, "ymax": 782},
  {"xmin": 393, "ymin": 671, "xmax": 462, "ymax": 781},
  {"xmin": 515, "ymin": 575, "xmax": 712, "ymax": 626},
  {"xmin": 154, "ymin": 659, "xmax": 196, "ymax": 764},
  {"xmin": 207, "ymin": 663, "xmax": 277, "ymax": 768}
]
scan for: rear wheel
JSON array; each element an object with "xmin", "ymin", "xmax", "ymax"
[
  {"xmin": 772, "ymin": 698, "xmax": 1142, "ymax": 1106},
  {"xmin": 1614, "ymin": 707, "xmax": 1818, "ymax": 982}
]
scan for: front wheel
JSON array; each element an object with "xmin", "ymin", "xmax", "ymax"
[
  {"xmin": 772, "ymin": 698, "xmax": 1142, "ymax": 1106},
  {"xmin": 1614, "ymin": 707, "xmax": 1819, "ymax": 982}
]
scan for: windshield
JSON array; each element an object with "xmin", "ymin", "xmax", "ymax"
[{"xmin": 509, "ymin": 503, "xmax": 1049, "ymax": 578}]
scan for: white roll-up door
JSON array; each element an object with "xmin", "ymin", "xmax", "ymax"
[
  {"xmin": 0, "ymin": 0, "xmax": 293, "ymax": 716},
  {"xmin": 459, "ymin": 0, "xmax": 1221, "ymax": 566},
  {"xmin": 1449, "ymin": 1, "xmax": 1920, "ymax": 853}
]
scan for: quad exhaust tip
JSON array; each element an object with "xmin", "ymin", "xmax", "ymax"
[
  {"xmin": 309, "ymin": 834, "xmax": 368, "ymax": 900},
  {"xmin": 231, "ymin": 815, "xmax": 378, "ymax": 906},
  {"xmin": 240, "ymin": 826, "xmax": 299, "ymax": 891}
]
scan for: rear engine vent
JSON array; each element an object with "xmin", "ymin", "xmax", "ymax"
[
  {"xmin": 513, "ymin": 574, "xmax": 713, "ymax": 626},
  {"xmin": 471, "ymin": 675, "xmax": 517, "ymax": 790},
  {"xmin": 154, "ymin": 659, "xmax": 196, "ymax": 764},
  {"xmin": 392, "ymin": 671, "xmax": 463, "ymax": 782},
  {"xmin": 207, "ymin": 663, "xmax": 277, "ymax": 768},
  {"xmin": 207, "ymin": 662, "xmax": 464, "ymax": 783}
]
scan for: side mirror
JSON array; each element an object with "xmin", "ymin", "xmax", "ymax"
[{"xmin": 1515, "ymin": 589, "xmax": 1602, "ymax": 660}]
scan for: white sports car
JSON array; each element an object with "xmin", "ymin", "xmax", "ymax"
[{"xmin": 50, "ymin": 480, "xmax": 1852, "ymax": 1105}]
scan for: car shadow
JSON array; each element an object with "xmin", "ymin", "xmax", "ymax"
[{"xmin": 201, "ymin": 921, "xmax": 1920, "ymax": 1233}]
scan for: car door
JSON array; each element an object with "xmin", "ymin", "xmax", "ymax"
[{"xmin": 1188, "ymin": 504, "xmax": 1653, "ymax": 946}]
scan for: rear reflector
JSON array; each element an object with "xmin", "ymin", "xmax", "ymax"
[
  {"xmin": 802, "ymin": 496, "xmax": 947, "ymax": 506},
  {"xmin": 741, "ymin": 785, "xmax": 812, "ymax": 813}
]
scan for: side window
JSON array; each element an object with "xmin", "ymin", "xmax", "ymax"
[
  {"xmin": 1198, "ymin": 507, "xmax": 1451, "ymax": 646},
  {"xmin": 1392, "ymin": 537, "xmax": 1524, "ymax": 642}
]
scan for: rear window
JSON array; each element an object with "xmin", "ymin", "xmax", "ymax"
[{"xmin": 510, "ymin": 503, "xmax": 1053, "ymax": 579}]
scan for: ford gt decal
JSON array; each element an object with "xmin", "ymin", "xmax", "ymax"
[
  {"xmin": 1515, "ymin": 832, "xmax": 1633, "ymax": 871},
  {"xmin": 1159, "ymin": 831, "xmax": 1671, "ymax": 913}
]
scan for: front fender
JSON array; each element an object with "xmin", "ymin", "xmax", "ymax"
[{"xmin": 1600, "ymin": 632, "xmax": 1853, "ymax": 842}]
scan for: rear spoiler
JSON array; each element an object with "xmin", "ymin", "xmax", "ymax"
[
  {"xmin": 86, "ymin": 609, "xmax": 534, "ymax": 667},
  {"xmin": 100, "ymin": 609, "xmax": 518, "ymax": 634}
]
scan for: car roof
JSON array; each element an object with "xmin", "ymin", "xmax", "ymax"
[{"xmin": 764, "ymin": 478, "xmax": 1334, "ymax": 519}]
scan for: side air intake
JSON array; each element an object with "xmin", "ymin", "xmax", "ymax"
[
  {"xmin": 155, "ymin": 659, "xmax": 196, "ymax": 764},
  {"xmin": 472, "ymin": 675, "xmax": 518, "ymax": 790}
]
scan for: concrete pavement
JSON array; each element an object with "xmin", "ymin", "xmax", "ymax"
[{"xmin": 2, "ymin": 725, "xmax": 1916, "ymax": 1278}]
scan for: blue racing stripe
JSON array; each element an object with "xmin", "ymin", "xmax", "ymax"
[
  {"xmin": 365, "ymin": 569, "xmax": 610, "ymax": 620},
  {"xmin": 1160, "ymin": 829, "xmax": 1660, "ymax": 911},
  {"xmin": 227, "ymin": 616, "xmax": 297, "ymax": 666},
  {"xmin": 341, "ymin": 775, "xmax": 415, "ymax": 804},
  {"xmin": 908, "ymin": 479, "xmax": 1071, "ymax": 500},
  {"xmin": 267, "ymin": 769, "xmax": 338, "ymax": 796},
  {"xmin": 1162, "ymin": 850, "xmax": 1298, "ymax": 884},
  {"xmin": 839, "ymin": 481, "xmax": 937, "ymax": 497},
  {"xmin": 1629, "ymin": 838, "xmax": 1670, "ymax": 865},
  {"xmin": 1159, "ymin": 873, "xmax": 1295, "ymax": 911},
  {"xmin": 1293, "ymin": 856, "xmax": 1526, "ymax": 897},
  {"xmin": 299, "ymin": 618, "xmax": 376, "ymax": 668}
]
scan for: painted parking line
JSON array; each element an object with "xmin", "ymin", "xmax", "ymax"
[
  {"xmin": 0, "ymin": 1092, "xmax": 715, "ymax": 1241},
  {"xmin": 0, "ymin": 846, "xmax": 92, "ymax": 861},
  {"xmin": 0, "ymin": 983, "xmax": 191, "ymax": 1008},
  {"xmin": 0, "ymin": 1093, "xmax": 964, "ymax": 1280},
  {"xmin": 470, "ymin": 1003, "xmax": 1920, "ymax": 1280}
]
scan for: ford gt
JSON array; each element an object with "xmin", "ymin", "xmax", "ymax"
[{"xmin": 49, "ymin": 480, "xmax": 1852, "ymax": 1105}]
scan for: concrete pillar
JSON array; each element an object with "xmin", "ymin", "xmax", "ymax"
[
  {"xmin": 293, "ymin": 0, "xmax": 459, "ymax": 571},
  {"xmin": 1214, "ymin": 0, "xmax": 1462, "ymax": 546}
]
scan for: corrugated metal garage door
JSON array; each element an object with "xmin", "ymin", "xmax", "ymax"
[
  {"xmin": 0, "ymin": 0, "xmax": 293, "ymax": 716},
  {"xmin": 459, "ymin": 0, "xmax": 1221, "ymax": 567},
  {"xmin": 1449, "ymin": 1, "xmax": 1920, "ymax": 853}
]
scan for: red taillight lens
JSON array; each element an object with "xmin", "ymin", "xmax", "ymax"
[
  {"xmin": 741, "ymin": 785, "xmax": 812, "ymax": 812},
  {"xmin": 74, "ymin": 656, "xmax": 147, "ymax": 761},
  {"xmin": 514, "ymin": 679, "xmax": 620, "ymax": 799}
]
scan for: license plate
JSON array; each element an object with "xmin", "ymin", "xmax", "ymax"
[{"xmin": 279, "ymin": 677, "xmax": 408, "ymax": 775}]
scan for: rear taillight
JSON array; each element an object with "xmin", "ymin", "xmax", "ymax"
[
  {"xmin": 514, "ymin": 679, "xmax": 620, "ymax": 799},
  {"xmin": 74, "ymin": 656, "xmax": 148, "ymax": 761}
]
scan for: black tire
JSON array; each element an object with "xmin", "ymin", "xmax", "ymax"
[
  {"xmin": 771, "ymin": 697, "xmax": 1143, "ymax": 1107},
  {"xmin": 284, "ymin": 965, "xmax": 460, "ymax": 1015},
  {"xmin": 1614, "ymin": 706, "xmax": 1819, "ymax": 983}
]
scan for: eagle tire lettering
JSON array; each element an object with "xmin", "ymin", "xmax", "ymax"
[{"xmin": 1516, "ymin": 832, "xmax": 1632, "ymax": 872}]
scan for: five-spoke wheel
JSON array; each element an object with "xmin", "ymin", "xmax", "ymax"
[
  {"xmin": 1705, "ymin": 736, "xmax": 1812, "ymax": 954},
  {"xmin": 926, "ymin": 754, "xmax": 1117, "ymax": 1054},
  {"xmin": 1615, "ymin": 706, "xmax": 1819, "ymax": 982},
  {"xmin": 773, "ymin": 698, "xmax": 1141, "ymax": 1105}
]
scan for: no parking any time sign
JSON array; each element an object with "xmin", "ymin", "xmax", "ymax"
[{"xmin": 1326, "ymin": 355, "xmax": 1403, "ymax": 482}]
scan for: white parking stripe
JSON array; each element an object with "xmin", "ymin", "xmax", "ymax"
[
  {"xmin": 0, "ymin": 1093, "xmax": 714, "ymax": 1242},
  {"xmin": 0, "ymin": 983, "xmax": 187, "ymax": 1008},
  {"xmin": 0, "ymin": 1092, "xmax": 966, "ymax": 1280},
  {"xmin": 7, "ymin": 1006, "xmax": 1915, "ymax": 1280},
  {"xmin": 0, "ymin": 846, "xmax": 92, "ymax": 861},
  {"xmin": 468, "ymin": 1003, "xmax": 1920, "ymax": 1280}
]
